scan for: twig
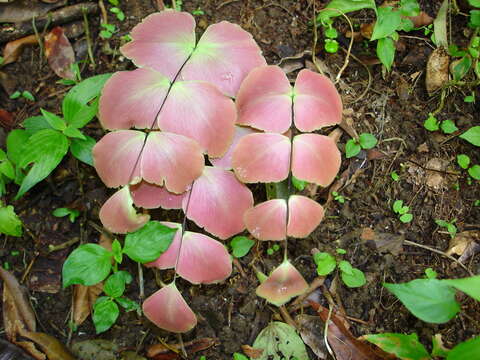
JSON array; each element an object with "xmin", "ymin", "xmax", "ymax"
[
  {"xmin": 324, "ymin": 305, "xmax": 336, "ymax": 360},
  {"xmin": 341, "ymin": 48, "xmax": 372, "ymax": 104},
  {"xmin": 290, "ymin": 276, "xmax": 325, "ymax": 311},
  {"xmin": 48, "ymin": 237, "xmax": 80, "ymax": 253},
  {"xmin": 404, "ymin": 239, "xmax": 474, "ymax": 276},
  {"xmin": 138, "ymin": 262, "xmax": 144, "ymax": 299},
  {"xmin": 216, "ymin": 0, "xmax": 241, "ymax": 10},
  {"xmin": 279, "ymin": 305, "xmax": 298, "ymax": 330},
  {"xmin": 82, "ymin": 6, "xmax": 96, "ymax": 68}
]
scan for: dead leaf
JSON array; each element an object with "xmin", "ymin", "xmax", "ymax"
[
  {"xmin": 409, "ymin": 11, "xmax": 433, "ymax": 27},
  {"xmin": 309, "ymin": 301, "xmax": 393, "ymax": 360},
  {"xmin": 21, "ymin": 332, "xmax": 76, "ymax": 360},
  {"xmin": 0, "ymin": 268, "xmax": 36, "ymax": 341},
  {"xmin": 446, "ymin": 230, "xmax": 480, "ymax": 256},
  {"xmin": 73, "ymin": 283, "xmax": 103, "ymax": 326},
  {"xmin": 0, "ymin": 338, "xmax": 36, "ymax": 360},
  {"xmin": 241, "ymin": 344, "xmax": 263, "ymax": 359},
  {"xmin": 425, "ymin": 158, "xmax": 449, "ymax": 189},
  {"xmin": 15, "ymin": 341, "xmax": 46, "ymax": 360},
  {"xmin": 360, "ymin": 228, "xmax": 404, "ymax": 256},
  {"xmin": 426, "ymin": 48, "xmax": 449, "ymax": 95},
  {"xmin": 0, "ymin": 108, "xmax": 14, "ymax": 128},
  {"xmin": 2, "ymin": 35, "xmax": 38, "ymax": 66},
  {"xmin": 147, "ymin": 338, "xmax": 219, "ymax": 359},
  {"xmin": 71, "ymin": 339, "xmax": 118, "ymax": 360},
  {"xmin": 0, "ymin": 71, "xmax": 17, "ymax": 94},
  {"xmin": 296, "ymin": 314, "xmax": 327, "ymax": 359},
  {"xmin": 44, "ymin": 26, "xmax": 75, "ymax": 80}
]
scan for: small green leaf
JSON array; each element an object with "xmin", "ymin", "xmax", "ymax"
[
  {"xmin": 447, "ymin": 336, "xmax": 480, "ymax": 360},
  {"xmin": 9, "ymin": 91, "xmax": 21, "ymax": 99},
  {"xmin": 440, "ymin": 120, "xmax": 458, "ymax": 134},
  {"xmin": 452, "ymin": 56, "xmax": 473, "ymax": 81},
  {"xmin": 442, "ymin": 275, "xmax": 480, "ymax": 301},
  {"xmin": 325, "ymin": 27, "xmax": 338, "ymax": 38},
  {"xmin": 23, "ymin": 116, "xmax": 53, "ymax": 132},
  {"xmin": 358, "ymin": 133, "xmax": 377, "ymax": 149},
  {"xmin": 468, "ymin": 165, "xmax": 480, "ymax": 180},
  {"xmin": 6, "ymin": 129, "xmax": 30, "ymax": 165},
  {"xmin": 100, "ymin": 30, "xmax": 113, "ymax": 38},
  {"xmin": 324, "ymin": 39, "xmax": 339, "ymax": 53},
  {"xmin": 115, "ymin": 297, "xmax": 140, "ymax": 312},
  {"xmin": 424, "ymin": 113, "xmax": 439, "ymax": 131},
  {"xmin": 340, "ymin": 265, "xmax": 366, "ymax": 288},
  {"xmin": 393, "ymin": 200, "xmax": 403, "ymax": 213},
  {"xmin": 112, "ymin": 239, "xmax": 122, "ymax": 264},
  {"xmin": 21, "ymin": 91, "xmax": 35, "ymax": 101},
  {"xmin": 435, "ymin": 219, "xmax": 449, "ymax": 228},
  {"xmin": 230, "ymin": 236, "xmax": 255, "ymax": 258},
  {"xmin": 400, "ymin": 213, "xmax": 413, "ymax": 223},
  {"xmin": 53, "ymin": 208, "xmax": 79, "ymax": 223},
  {"xmin": 468, "ymin": 0, "xmax": 480, "ymax": 7},
  {"xmin": 345, "ymin": 139, "xmax": 361, "ymax": 158},
  {"xmin": 336, "ymin": 248, "xmax": 347, "ymax": 255},
  {"xmin": 371, "ymin": 7, "xmax": 402, "ymax": 40},
  {"xmin": 468, "ymin": 10, "xmax": 480, "ymax": 28},
  {"xmin": 377, "ymin": 37, "xmax": 396, "ymax": 71},
  {"xmin": 123, "ymin": 221, "xmax": 177, "ymax": 263},
  {"xmin": 362, "ymin": 333, "xmax": 430, "ymax": 360},
  {"xmin": 398, "ymin": 205, "xmax": 409, "ymax": 215},
  {"xmin": 292, "ymin": 176, "xmax": 307, "ymax": 191},
  {"xmin": 384, "ymin": 279, "xmax": 460, "ymax": 323},
  {"xmin": 400, "ymin": 0, "xmax": 420, "ymax": 17},
  {"xmin": 62, "ymin": 244, "xmax": 112, "ymax": 287},
  {"xmin": 464, "ymin": 95, "xmax": 475, "ymax": 103},
  {"xmin": 104, "ymin": 271, "xmax": 130, "ymax": 298},
  {"xmin": 63, "ymin": 126, "xmax": 86, "ymax": 140},
  {"xmin": 0, "ymin": 160, "xmax": 15, "ymax": 179},
  {"xmin": 70, "ymin": 135, "xmax": 96, "ymax": 166},
  {"xmin": 457, "ymin": 154, "xmax": 471, "ymax": 169},
  {"xmin": 459, "ymin": 126, "xmax": 480, "ymax": 146},
  {"xmin": 0, "ymin": 205, "xmax": 22, "ymax": 237},
  {"xmin": 68, "ymin": 99, "xmax": 99, "ymax": 128},
  {"xmin": 313, "ymin": 252, "xmax": 336, "ymax": 276},
  {"xmin": 390, "ymin": 171, "xmax": 400, "ymax": 181},
  {"xmin": 233, "ymin": 353, "xmax": 249, "ymax": 360},
  {"xmin": 116, "ymin": 12, "xmax": 125, "ymax": 21},
  {"xmin": 93, "ymin": 298, "xmax": 119, "ymax": 334},
  {"xmin": 40, "ymin": 109, "xmax": 66, "ymax": 131},
  {"xmin": 425, "ymin": 268, "xmax": 438, "ymax": 279}
]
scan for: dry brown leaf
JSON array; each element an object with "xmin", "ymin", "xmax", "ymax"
[
  {"xmin": 296, "ymin": 314, "xmax": 327, "ymax": 359},
  {"xmin": 310, "ymin": 301, "xmax": 393, "ymax": 360},
  {"xmin": 73, "ymin": 283, "xmax": 103, "ymax": 326},
  {"xmin": 425, "ymin": 158, "xmax": 449, "ymax": 189},
  {"xmin": 0, "ymin": 268, "xmax": 36, "ymax": 341},
  {"xmin": 241, "ymin": 344, "xmax": 263, "ymax": 359},
  {"xmin": 21, "ymin": 332, "xmax": 76, "ymax": 360},
  {"xmin": 2, "ymin": 35, "xmax": 38, "ymax": 66},
  {"xmin": 147, "ymin": 338, "xmax": 219, "ymax": 359},
  {"xmin": 15, "ymin": 341, "xmax": 46, "ymax": 360},
  {"xmin": 0, "ymin": 108, "xmax": 14, "ymax": 128},
  {"xmin": 446, "ymin": 231, "xmax": 480, "ymax": 256},
  {"xmin": 44, "ymin": 26, "xmax": 75, "ymax": 80},
  {"xmin": 426, "ymin": 48, "xmax": 449, "ymax": 95},
  {"xmin": 409, "ymin": 11, "xmax": 433, "ymax": 27},
  {"xmin": 360, "ymin": 228, "xmax": 404, "ymax": 256}
]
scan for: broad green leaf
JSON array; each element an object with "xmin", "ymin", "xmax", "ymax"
[
  {"xmin": 468, "ymin": 0, "xmax": 480, "ymax": 7},
  {"xmin": 313, "ymin": 252, "xmax": 336, "ymax": 276},
  {"xmin": 400, "ymin": 213, "xmax": 413, "ymax": 223},
  {"xmin": 442, "ymin": 276, "xmax": 480, "ymax": 301},
  {"xmin": 15, "ymin": 129, "xmax": 69, "ymax": 199},
  {"xmin": 0, "ymin": 160, "xmax": 15, "ymax": 179},
  {"xmin": 123, "ymin": 221, "xmax": 177, "ymax": 263},
  {"xmin": 400, "ymin": 0, "xmax": 420, "ymax": 17},
  {"xmin": 70, "ymin": 135, "xmax": 96, "ymax": 166},
  {"xmin": 68, "ymin": 99, "xmax": 99, "ymax": 128},
  {"xmin": 104, "ymin": 271, "xmax": 131, "ymax": 298},
  {"xmin": 40, "ymin": 108, "xmax": 66, "ymax": 131},
  {"xmin": 318, "ymin": 0, "xmax": 376, "ymax": 24},
  {"xmin": 469, "ymin": 10, "xmax": 480, "ymax": 28},
  {"xmin": 424, "ymin": 113, "xmax": 439, "ymax": 131},
  {"xmin": 23, "ymin": 116, "xmax": 52, "ymax": 133},
  {"xmin": 0, "ymin": 205, "xmax": 22, "ymax": 237},
  {"xmin": 371, "ymin": 7, "xmax": 402, "ymax": 40},
  {"xmin": 362, "ymin": 333, "xmax": 430, "ymax": 360},
  {"xmin": 468, "ymin": 165, "xmax": 480, "ymax": 180},
  {"xmin": 0, "ymin": 149, "xmax": 6, "ymax": 161},
  {"xmin": 384, "ymin": 279, "xmax": 460, "ymax": 323},
  {"xmin": 252, "ymin": 322, "xmax": 308, "ymax": 360},
  {"xmin": 62, "ymin": 243, "xmax": 113, "ymax": 287},
  {"xmin": 93, "ymin": 298, "xmax": 119, "ymax": 334},
  {"xmin": 63, "ymin": 74, "xmax": 111, "ymax": 122},
  {"xmin": 112, "ymin": 239, "xmax": 122, "ymax": 263},
  {"xmin": 459, "ymin": 126, "xmax": 480, "ymax": 146},
  {"xmin": 63, "ymin": 126, "xmax": 86, "ymax": 140},
  {"xmin": 115, "ymin": 297, "xmax": 140, "ymax": 312},
  {"xmin": 452, "ymin": 56, "xmax": 472, "ymax": 81},
  {"xmin": 447, "ymin": 336, "xmax": 480, "ymax": 360},
  {"xmin": 6, "ymin": 129, "xmax": 30, "ymax": 165},
  {"xmin": 341, "ymin": 267, "xmax": 366, "ymax": 288},
  {"xmin": 377, "ymin": 37, "xmax": 395, "ymax": 71},
  {"xmin": 358, "ymin": 133, "xmax": 377, "ymax": 149},
  {"xmin": 457, "ymin": 154, "xmax": 471, "ymax": 169},
  {"xmin": 440, "ymin": 120, "xmax": 458, "ymax": 134},
  {"xmin": 230, "ymin": 236, "xmax": 255, "ymax": 258},
  {"xmin": 345, "ymin": 139, "xmax": 361, "ymax": 158},
  {"xmin": 435, "ymin": 219, "xmax": 449, "ymax": 228},
  {"xmin": 393, "ymin": 200, "xmax": 404, "ymax": 213}
]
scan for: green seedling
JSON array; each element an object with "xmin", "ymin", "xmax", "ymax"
[
  {"xmin": 392, "ymin": 199, "xmax": 413, "ymax": 223},
  {"xmin": 459, "ymin": 126, "xmax": 480, "ymax": 147},
  {"xmin": 100, "ymin": 23, "xmax": 116, "ymax": 39},
  {"xmin": 0, "ymin": 201, "xmax": 22, "ymax": 237},
  {"xmin": 313, "ymin": 250, "xmax": 366, "ymax": 288},
  {"xmin": 3, "ymin": 262, "xmax": 10, "ymax": 270},
  {"xmin": 229, "ymin": 236, "xmax": 255, "ymax": 258},
  {"xmin": 457, "ymin": 154, "xmax": 480, "ymax": 181},
  {"xmin": 424, "ymin": 113, "xmax": 458, "ymax": 134},
  {"xmin": 435, "ymin": 219, "xmax": 457, "ymax": 239},
  {"xmin": 192, "ymin": 8, "xmax": 205, "ymax": 15},
  {"xmin": 53, "ymin": 207, "xmax": 80, "ymax": 223},
  {"xmin": 10, "ymin": 90, "xmax": 35, "ymax": 101},
  {"xmin": 390, "ymin": 171, "xmax": 400, "ymax": 181},
  {"xmin": 109, "ymin": 7, "xmax": 125, "ymax": 21},
  {"xmin": 332, "ymin": 191, "xmax": 347, "ymax": 203},
  {"xmin": 267, "ymin": 244, "xmax": 281, "ymax": 255},
  {"xmin": 345, "ymin": 133, "xmax": 378, "ymax": 158}
]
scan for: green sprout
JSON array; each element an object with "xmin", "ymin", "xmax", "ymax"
[
  {"xmin": 345, "ymin": 133, "xmax": 378, "ymax": 158},
  {"xmin": 392, "ymin": 199, "xmax": 413, "ymax": 223},
  {"xmin": 10, "ymin": 90, "xmax": 35, "ymax": 101},
  {"xmin": 313, "ymin": 249, "xmax": 366, "ymax": 288},
  {"xmin": 435, "ymin": 219, "xmax": 457, "ymax": 239},
  {"xmin": 53, "ymin": 207, "xmax": 80, "ymax": 223}
]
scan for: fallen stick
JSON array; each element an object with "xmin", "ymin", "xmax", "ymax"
[{"xmin": 0, "ymin": 3, "xmax": 98, "ymax": 43}]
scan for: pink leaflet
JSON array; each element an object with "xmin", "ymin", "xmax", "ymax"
[
  {"xmin": 293, "ymin": 69, "xmax": 343, "ymax": 132},
  {"xmin": 287, "ymin": 195, "xmax": 324, "ymax": 238},
  {"xmin": 291, "ymin": 133, "xmax": 341, "ymax": 187},
  {"xmin": 98, "ymin": 68, "xmax": 169, "ymax": 130},
  {"xmin": 130, "ymin": 181, "xmax": 184, "ymax": 209},
  {"xmin": 181, "ymin": 21, "xmax": 267, "ymax": 97},
  {"xmin": 256, "ymin": 260, "xmax": 309, "ymax": 307},
  {"xmin": 184, "ymin": 167, "xmax": 253, "ymax": 239},
  {"xmin": 244, "ymin": 199, "xmax": 287, "ymax": 241},
  {"xmin": 143, "ymin": 282, "xmax": 197, "ymax": 333},
  {"xmin": 120, "ymin": 11, "xmax": 196, "ymax": 81},
  {"xmin": 93, "ymin": 130, "xmax": 145, "ymax": 187},
  {"xmin": 209, "ymin": 125, "xmax": 256, "ymax": 170},
  {"xmin": 232, "ymin": 133, "xmax": 290, "ymax": 183},
  {"xmin": 236, "ymin": 65, "xmax": 293, "ymax": 133},
  {"xmin": 142, "ymin": 132, "xmax": 204, "ymax": 194},
  {"xmin": 158, "ymin": 81, "xmax": 236, "ymax": 157},
  {"xmin": 99, "ymin": 186, "xmax": 149, "ymax": 234}
]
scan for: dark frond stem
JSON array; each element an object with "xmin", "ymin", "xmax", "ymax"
[{"xmin": 173, "ymin": 181, "xmax": 195, "ymax": 282}]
